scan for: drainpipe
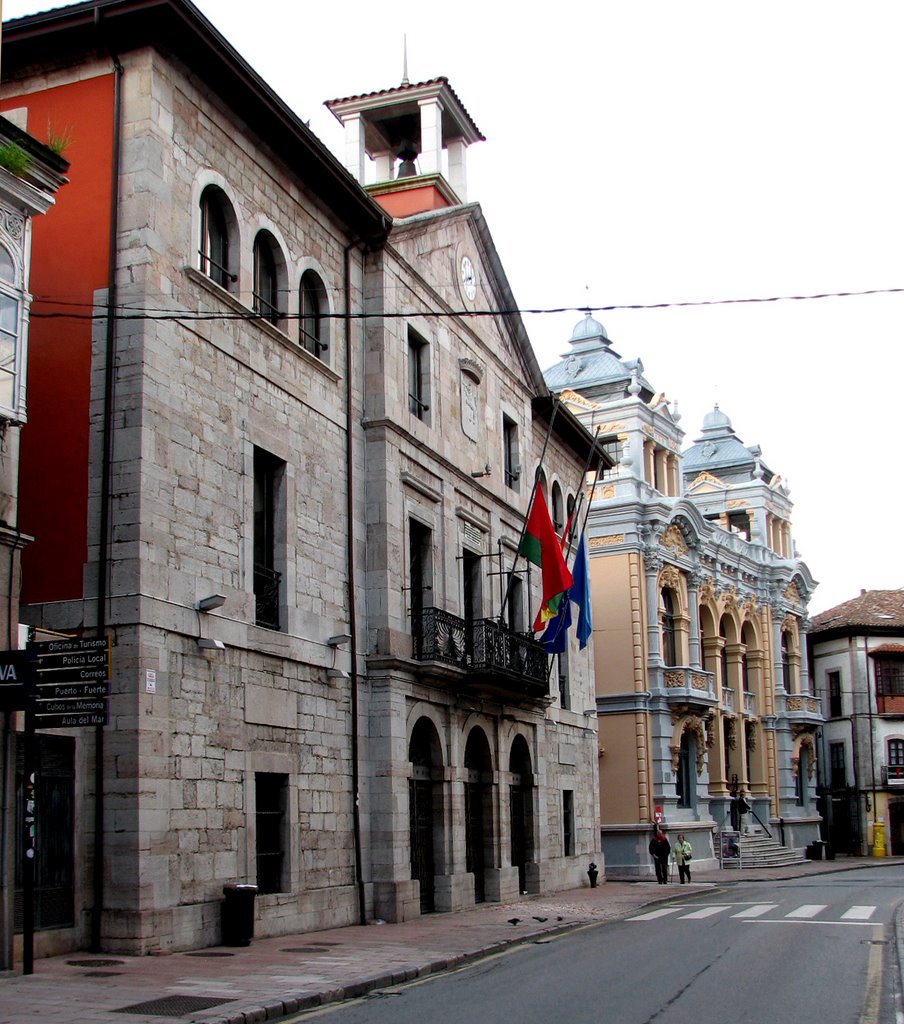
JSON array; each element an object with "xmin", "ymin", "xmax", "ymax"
[
  {"xmin": 343, "ymin": 239, "xmax": 365, "ymax": 925},
  {"xmin": 864, "ymin": 638, "xmax": 878, "ymax": 851},
  {"xmin": 93, "ymin": 11, "xmax": 124, "ymax": 952}
]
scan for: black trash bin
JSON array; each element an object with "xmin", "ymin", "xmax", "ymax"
[
  {"xmin": 222, "ymin": 883, "xmax": 258, "ymax": 946},
  {"xmin": 805, "ymin": 842, "xmax": 823, "ymax": 861}
]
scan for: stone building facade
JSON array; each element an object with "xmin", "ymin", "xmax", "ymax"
[
  {"xmin": 809, "ymin": 590, "xmax": 904, "ymax": 856},
  {"xmin": 544, "ymin": 315, "xmax": 821, "ymax": 874},
  {"xmin": 1, "ymin": 0, "xmax": 600, "ymax": 956}
]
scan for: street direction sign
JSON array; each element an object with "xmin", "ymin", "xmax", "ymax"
[
  {"xmin": 26, "ymin": 636, "xmax": 112, "ymax": 728},
  {"xmin": 33, "ymin": 711, "xmax": 108, "ymax": 728}
]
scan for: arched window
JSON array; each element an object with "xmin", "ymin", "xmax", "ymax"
[
  {"xmin": 253, "ymin": 231, "xmax": 283, "ymax": 326},
  {"xmin": 0, "ymin": 244, "xmax": 21, "ymax": 416},
  {"xmin": 198, "ymin": 185, "xmax": 236, "ymax": 290},
  {"xmin": 781, "ymin": 632, "xmax": 792, "ymax": 691},
  {"xmin": 551, "ymin": 482, "xmax": 565, "ymax": 535},
  {"xmin": 661, "ymin": 589, "xmax": 677, "ymax": 666},
  {"xmin": 300, "ymin": 270, "xmax": 329, "ymax": 358}
]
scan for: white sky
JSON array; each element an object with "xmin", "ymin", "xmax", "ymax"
[{"xmin": 3, "ymin": 0, "xmax": 902, "ymax": 614}]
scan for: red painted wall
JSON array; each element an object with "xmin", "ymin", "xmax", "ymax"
[{"xmin": 1, "ymin": 74, "xmax": 114, "ymax": 603}]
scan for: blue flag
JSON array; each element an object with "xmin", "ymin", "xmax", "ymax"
[
  {"xmin": 541, "ymin": 587, "xmax": 572, "ymax": 654},
  {"xmin": 571, "ymin": 533, "xmax": 592, "ymax": 649}
]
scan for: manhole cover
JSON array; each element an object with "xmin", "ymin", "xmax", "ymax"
[
  {"xmin": 116, "ymin": 995, "xmax": 236, "ymax": 1016},
  {"xmin": 67, "ymin": 959, "xmax": 126, "ymax": 968},
  {"xmin": 185, "ymin": 950, "xmax": 235, "ymax": 958}
]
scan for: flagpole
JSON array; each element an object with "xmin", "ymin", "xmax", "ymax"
[
  {"xmin": 541, "ymin": 431, "xmax": 606, "ymax": 658},
  {"xmin": 498, "ymin": 395, "xmax": 562, "ymax": 624}
]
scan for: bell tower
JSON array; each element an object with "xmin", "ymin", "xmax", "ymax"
[{"xmin": 326, "ymin": 77, "xmax": 484, "ymax": 217}]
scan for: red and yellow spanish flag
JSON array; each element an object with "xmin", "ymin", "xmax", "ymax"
[{"xmin": 519, "ymin": 482, "xmax": 573, "ymax": 631}]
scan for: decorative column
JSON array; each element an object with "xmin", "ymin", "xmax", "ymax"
[
  {"xmin": 643, "ymin": 548, "xmax": 663, "ymax": 669},
  {"xmin": 342, "ymin": 112, "xmax": 366, "ymax": 182},
  {"xmin": 418, "ymin": 97, "xmax": 444, "ymax": 175},
  {"xmin": 770, "ymin": 598, "xmax": 786, "ymax": 695},
  {"xmin": 798, "ymin": 616, "xmax": 812, "ymax": 695},
  {"xmin": 447, "ymin": 138, "xmax": 468, "ymax": 200},
  {"xmin": 687, "ymin": 571, "xmax": 702, "ymax": 670}
]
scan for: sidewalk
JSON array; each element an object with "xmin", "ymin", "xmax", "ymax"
[{"xmin": 0, "ymin": 857, "xmax": 894, "ymax": 1024}]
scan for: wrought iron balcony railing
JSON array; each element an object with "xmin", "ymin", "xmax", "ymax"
[{"xmin": 413, "ymin": 608, "xmax": 549, "ymax": 698}]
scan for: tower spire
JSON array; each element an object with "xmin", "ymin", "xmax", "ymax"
[{"xmin": 402, "ymin": 34, "xmax": 409, "ymax": 86}]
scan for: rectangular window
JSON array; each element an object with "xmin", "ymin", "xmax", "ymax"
[
  {"xmin": 407, "ymin": 328, "xmax": 430, "ymax": 422},
  {"xmin": 253, "ymin": 447, "xmax": 284, "ymax": 630},
  {"xmin": 255, "ymin": 773, "xmax": 288, "ymax": 894},
  {"xmin": 409, "ymin": 519, "xmax": 433, "ymax": 644},
  {"xmin": 557, "ymin": 648, "xmax": 570, "ymax": 711},
  {"xmin": 828, "ymin": 670, "xmax": 842, "ymax": 718},
  {"xmin": 502, "ymin": 415, "xmax": 520, "ymax": 490},
  {"xmin": 888, "ymin": 739, "xmax": 904, "ymax": 782},
  {"xmin": 562, "ymin": 790, "xmax": 575, "ymax": 856},
  {"xmin": 830, "ymin": 742, "xmax": 846, "ymax": 789},
  {"xmin": 875, "ymin": 658, "xmax": 904, "ymax": 697},
  {"xmin": 462, "ymin": 549, "xmax": 482, "ymax": 624},
  {"xmin": 505, "ymin": 574, "xmax": 523, "ymax": 634}
]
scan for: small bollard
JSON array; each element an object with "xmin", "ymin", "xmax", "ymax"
[{"xmin": 587, "ymin": 862, "xmax": 599, "ymax": 888}]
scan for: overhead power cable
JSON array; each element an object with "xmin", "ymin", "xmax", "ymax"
[{"xmin": 27, "ymin": 286, "xmax": 903, "ymax": 323}]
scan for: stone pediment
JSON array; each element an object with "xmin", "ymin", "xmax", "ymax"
[{"xmin": 686, "ymin": 470, "xmax": 728, "ymax": 493}]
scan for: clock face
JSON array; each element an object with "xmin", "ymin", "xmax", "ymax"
[{"xmin": 460, "ymin": 256, "xmax": 477, "ymax": 301}]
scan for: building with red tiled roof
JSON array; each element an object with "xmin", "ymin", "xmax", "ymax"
[{"xmin": 809, "ymin": 589, "xmax": 904, "ymax": 856}]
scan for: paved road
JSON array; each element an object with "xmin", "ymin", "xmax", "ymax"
[{"xmin": 295, "ymin": 867, "xmax": 904, "ymax": 1024}]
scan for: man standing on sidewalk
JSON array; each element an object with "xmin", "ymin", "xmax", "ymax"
[{"xmin": 649, "ymin": 830, "xmax": 671, "ymax": 884}]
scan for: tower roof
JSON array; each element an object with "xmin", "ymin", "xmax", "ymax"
[
  {"xmin": 325, "ymin": 77, "xmax": 484, "ymax": 155},
  {"xmin": 683, "ymin": 405, "xmax": 772, "ymax": 479},
  {"xmin": 543, "ymin": 313, "xmax": 654, "ymax": 401}
]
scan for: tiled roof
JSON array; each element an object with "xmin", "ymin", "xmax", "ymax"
[{"xmin": 810, "ymin": 590, "xmax": 904, "ymax": 633}]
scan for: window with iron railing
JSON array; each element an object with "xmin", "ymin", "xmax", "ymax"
[
  {"xmin": 253, "ymin": 447, "xmax": 284, "ymax": 630},
  {"xmin": 255, "ymin": 772, "xmax": 287, "ymax": 894},
  {"xmin": 407, "ymin": 327, "xmax": 430, "ymax": 422}
]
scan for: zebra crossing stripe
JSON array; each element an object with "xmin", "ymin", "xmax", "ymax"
[
  {"xmin": 785, "ymin": 905, "xmax": 826, "ymax": 918},
  {"xmin": 678, "ymin": 906, "xmax": 729, "ymax": 920},
  {"xmin": 628, "ymin": 907, "xmax": 685, "ymax": 921},
  {"xmin": 841, "ymin": 906, "xmax": 876, "ymax": 921},
  {"xmin": 731, "ymin": 904, "xmax": 777, "ymax": 919}
]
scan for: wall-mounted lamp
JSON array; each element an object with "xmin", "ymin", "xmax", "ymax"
[
  {"xmin": 471, "ymin": 463, "xmax": 491, "ymax": 479},
  {"xmin": 198, "ymin": 637, "xmax": 225, "ymax": 650},
  {"xmin": 327, "ymin": 633, "xmax": 352, "ymax": 648},
  {"xmin": 327, "ymin": 668, "xmax": 349, "ymax": 680},
  {"xmin": 583, "ymin": 709, "xmax": 597, "ymax": 717},
  {"xmin": 197, "ymin": 594, "xmax": 227, "ymax": 612}
]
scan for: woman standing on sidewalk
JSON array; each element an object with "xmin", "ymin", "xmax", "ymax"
[{"xmin": 674, "ymin": 834, "xmax": 693, "ymax": 884}]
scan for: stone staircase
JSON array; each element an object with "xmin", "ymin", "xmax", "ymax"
[{"xmin": 735, "ymin": 829, "xmax": 808, "ymax": 868}]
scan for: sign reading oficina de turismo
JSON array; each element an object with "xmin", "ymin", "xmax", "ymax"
[{"xmin": 27, "ymin": 636, "xmax": 111, "ymax": 727}]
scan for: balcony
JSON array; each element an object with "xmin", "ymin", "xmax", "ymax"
[
  {"xmin": 414, "ymin": 607, "xmax": 549, "ymax": 700},
  {"xmin": 780, "ymin": 692, "xmax": 822, "ymax": 724},
  {"xmin": 882, "ymin": 765, "xmax": 904, "ymax": 786},
  {"xmin": 661, "ymin": 666, "xmax": 717, "ymax": 708}
]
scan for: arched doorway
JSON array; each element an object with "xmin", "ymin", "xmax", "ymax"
[
  {"xmin": 509, "ymin": 735, "xmax": 534, "ymax": 894},
  {"xmin": 464, "ymin": 727, "xmax": 494, "ymax": 903},
  {"xmin": 409, "ymin": 718, "xmax": 443, "ymax": 914}
]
